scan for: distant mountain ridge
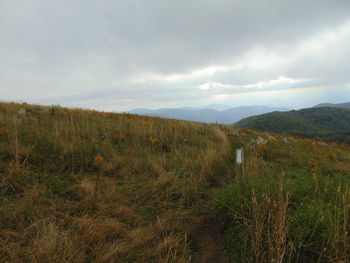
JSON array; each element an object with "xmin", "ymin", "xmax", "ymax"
[
  {"xmin": 313, "ymin": 101, "xmax": 350, "ymax": 108},
  {"xmin": 128, "ymin": 105, "xmax": 288, "ymax": 124},
  {"xmin": 179, "ymin": 104, "xmax": 233, "ymax": 111},
  {"xmin": 235, "ymin": 107, "xmax": 350, "ymax": 144}
]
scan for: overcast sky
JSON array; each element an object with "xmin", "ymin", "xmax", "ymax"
[{"xmin": 1, "ymin": 0, "xmax": 350, "ymax": 111}]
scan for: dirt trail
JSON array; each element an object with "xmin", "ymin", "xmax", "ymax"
[
  {"xmin": 194, "ymin": 220, "xmax": 229, "ymax": 263},
  {"xmin": 194, "ymin": 169, "xmax": 234, "ymax": 262}
]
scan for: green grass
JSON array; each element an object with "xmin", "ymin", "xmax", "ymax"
[{"xmin": 213, "ymin": 130, "xmax": 350, "ymax": 263}]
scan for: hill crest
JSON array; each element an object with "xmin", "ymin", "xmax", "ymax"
[{"xmin": 235, "ymin": 107, "xmax": 350, "ymax": 144}]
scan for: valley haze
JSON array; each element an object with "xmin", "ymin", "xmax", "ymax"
[{"xmin": 127, "ymin": 105, "xmax": 289, "ymax": 124}]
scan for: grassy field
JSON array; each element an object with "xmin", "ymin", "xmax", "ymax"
[
  {"xmin": 0, "ymin": 102, "xmax": 232, "ymax": 263},
  {"xmin": 1, "ymin": 102, "xmax": 350, "ymax": 262},
  {"xmin": 214, "ymin": 130, "xmax": 350, "ymax": 262}
]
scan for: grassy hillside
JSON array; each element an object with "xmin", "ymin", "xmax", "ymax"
[
  {"xmin": 1, "ymin": 102, "xmax": 350, "ymax": 263},
  {"xmin": 213, "ymin": 128, "xmax": 350, "ymax": 262},
  {"xmin": 0, "ymin": 102, "xmax": 231, "ymax": 262},
  {"xmin": 235, "ymin": 107, "xmax": 350, "ymax": 144}
]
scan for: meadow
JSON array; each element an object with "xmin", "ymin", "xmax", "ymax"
[
  {"xmin": 1, "ymin": 102, "xmax": 350, "ymax": 262},
  {"xmin": 214, "ymin": 130, "xmax": 350, "ymax": 262},
  {"xmin": 0, "ymin": 102, "xmax": 231, "ymax": 263}
]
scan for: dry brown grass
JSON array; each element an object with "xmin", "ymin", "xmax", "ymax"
[
  {"xmin": 0, "ymin": 101, "xmax": 232, "ymax": 262},
  {"xmin": 248, "ymin": 184, "xmax": 289, "ymax": 263}
]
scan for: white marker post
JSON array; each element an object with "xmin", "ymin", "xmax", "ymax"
[{"xmin": 236, "ymin": 148, "xmax": 244, "ymax": 177}]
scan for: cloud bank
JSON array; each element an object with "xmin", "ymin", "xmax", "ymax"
[{"xmin": 1, "ymin": 0, "xmax": 350, "ymax": 110}]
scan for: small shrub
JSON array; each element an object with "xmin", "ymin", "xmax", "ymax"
[{"xmin": 328, "ymin": 151, "xmax": 336, "ymax": 160}]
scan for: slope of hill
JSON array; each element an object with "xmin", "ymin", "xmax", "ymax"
[
  {"xmin": 1, "ymin": 102, "xmax": 350, "ymax": 262},
  {"xmin": 235, "ymin": 107, "xmax": 350, "ymax": 144},
  {"xmin": 128, "ymin": 105, "xmax": 288, "ymax": 124},
  {"xmin": 314, "ymin": 101, "xmax": 350, "ymax": 108},
  {"xmin": 0, "ymin": 102, "xmax": 232, "ymax": 262}
]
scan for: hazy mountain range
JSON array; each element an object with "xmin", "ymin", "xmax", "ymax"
[
  {"xmin": 128, "ymin": 101, "xmax": 350, "ymax": 144},
  {"xmin": 127, "ymin": 105, "xmax": 289, "ymax": 124}
]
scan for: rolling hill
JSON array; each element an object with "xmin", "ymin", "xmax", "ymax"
[
  {"xmin": 235, "ymin": 107, "xmax": 350, "ymax": 144},
  {"xmin": 313, "ymin": 101, "xmax": 350, "ymax": 108}
]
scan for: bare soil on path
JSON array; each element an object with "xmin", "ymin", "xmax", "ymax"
[{"xmin": 194, "ymin": 219, "xmax": 229, "ymax": 263}]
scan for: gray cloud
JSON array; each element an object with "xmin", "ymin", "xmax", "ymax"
[{"xmin": 1, "ymin": 0, "xmax": 350, "ymax": 110}]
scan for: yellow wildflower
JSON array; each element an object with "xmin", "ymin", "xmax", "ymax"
[
  {"xmin": 94, "ymin": 155, "xmax": 104, "ymax": 166},
  {"xmin": 148, "ymin": 137, "xmax": 158, "ymax": 144},
  {"xmin": 309, "ymin": 159, "xmax": 318, "ymax": 170}
]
